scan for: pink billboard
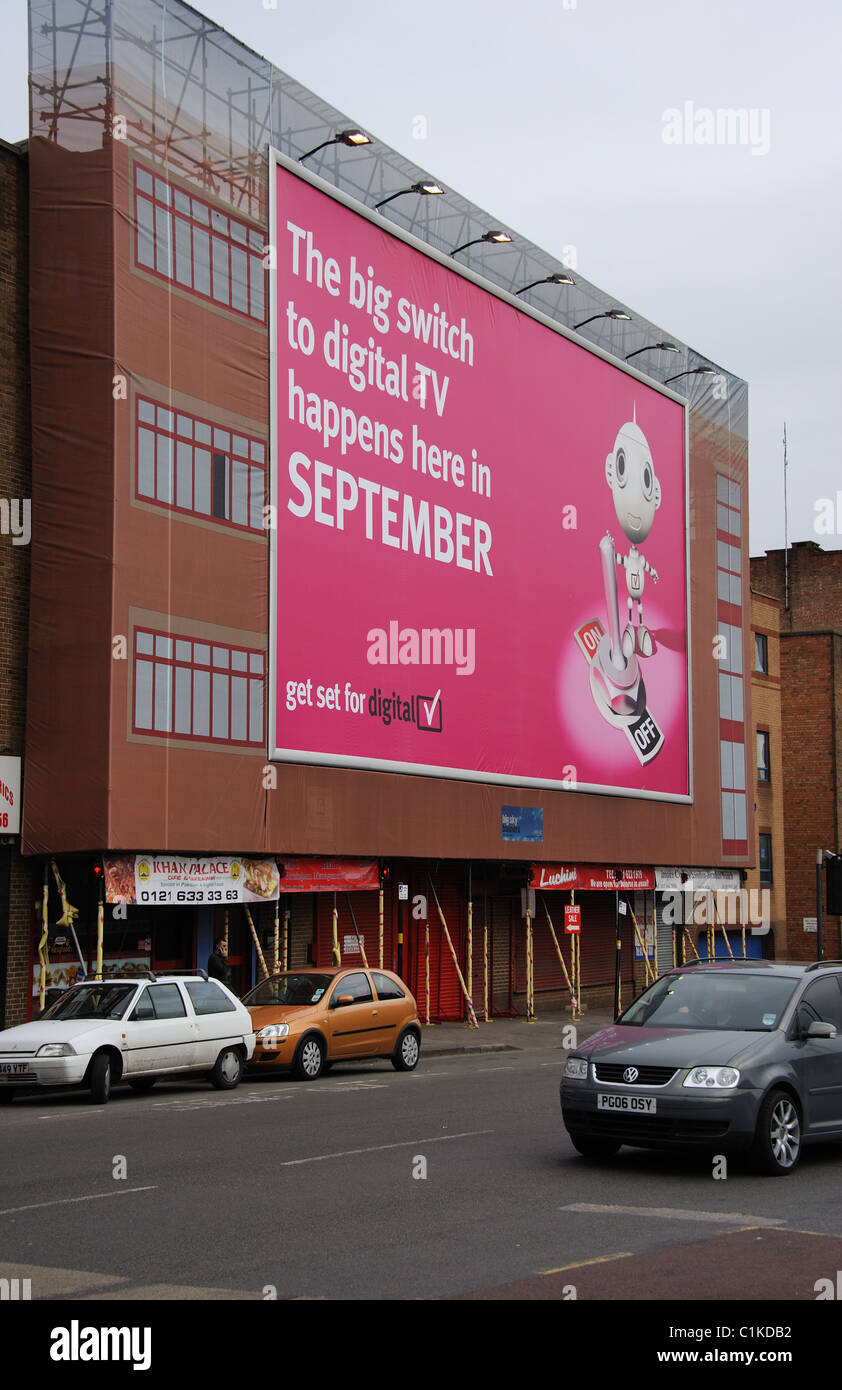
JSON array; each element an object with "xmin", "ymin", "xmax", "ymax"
[{"xmin": 269, "ymin": 151, "xmax": 690, "ymax": 800}]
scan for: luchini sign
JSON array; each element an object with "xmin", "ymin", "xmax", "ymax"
[
  {"xmin": 269, "ymin": 150, "xmax": 690, "ymax": 799},
  {"xmin": 530, "ymin": 865, "xmax": 655, "ymax": 891}
]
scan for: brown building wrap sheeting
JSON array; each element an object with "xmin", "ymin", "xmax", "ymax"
[{"xmin": 24, "ymin": 133, "xmax": 750, "ymax": 873}]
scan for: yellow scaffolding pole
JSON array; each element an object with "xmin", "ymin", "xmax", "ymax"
[
  {"xmin": 244, "ymin": 906, "xmax": 270, "ymax": 979},
  {"xmin": 96, "ymin": 893, "xmax": 104, "ymax": 982},
  {"xmin": 427, "ymin": 876, "xmax": 478, "ymax": 1028},
  {"xmin": 483, "ymin": 895, "xmax": 490, "ymax": 1023},
  {"xmin": 39, "ymin": 866, "xmax": 49, "ymax": 1011},
  {"xmin": 629, "ymin": 903, "xmax": 657, "ymax": 985},
  {"xmin": 345, "ymin": 893, "xmax": 369, "ymax": 969},
  {"xmin": 332, "ymin": 894, "xmax": 340, "ymax": 967},
  {"xmin": 540, "ymin": 895, "xmax": 576, "ymax": 1013},
  {"xmin": 425, "ymin": 918, "xmax": 430, "ymax": 1026},
  {"xmin": 525, "ymin": 908, "xmax": 535, "ymax": 1022},
  {"xmin": 283, "ymin": 908, "xmax": 290, "ymax": 970},
  {"xmin": 273, "ymin": 899, "xmax": 280, "ymax": 974},
  {"xmin": 467, "ymin": 868, "xmax": 473, "ymax": 1026}
]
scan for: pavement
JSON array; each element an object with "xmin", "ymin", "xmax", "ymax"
[{"xmin": 417, "ymin": 1007, "xmax": 615, "ymax": 1057}]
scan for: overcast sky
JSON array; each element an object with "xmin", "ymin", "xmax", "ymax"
[{"xmin": 3, "ymin": 0, "xmax": 840, "ymax": 556}]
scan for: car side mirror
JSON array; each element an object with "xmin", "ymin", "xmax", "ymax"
[
  {"xmin": 806, "ymin": 1020, "xmax": 837, "ymax": 1040},
  {"xmin": 333, "ymin": 994, "xmax": 355, "ymax": 1009},
  {"xmin": 131, "ymin": 1002, "xmax": 155, "ymax": 1021}
]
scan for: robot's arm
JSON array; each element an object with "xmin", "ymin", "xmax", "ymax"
[{"xmin": 642, "ymin": 556, "xmax": 659, "ymax": 582}]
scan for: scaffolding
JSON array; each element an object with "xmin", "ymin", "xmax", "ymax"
[{"xmin": 27, "ymin": 0, "xmax": 748, "ymax": 435}]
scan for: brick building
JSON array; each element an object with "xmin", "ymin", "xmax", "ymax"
[
  {"xmin": 750, "ymin": 542, "xmax": 842, "ymax": 958},
  {"xmin": 748, "ymin": 587, "xmax": 786, "ymax": 956},
  {"xmin": 0, "ymin": 137, "xmax": 30, "ymax": 1030}
]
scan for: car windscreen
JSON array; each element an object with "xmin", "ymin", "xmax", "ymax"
[
  {"xmin": 618, "ymin": 972, "xmax": 798, "ymax": 1031},
  {"xmin": 42, "ymin": 983, "xmax": 138, "ymax": 1021},
  {"xmin": 243, "ymin": 974, "xmax": 332, "ymax": 1008}
]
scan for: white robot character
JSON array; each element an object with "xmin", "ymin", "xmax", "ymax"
[{"xmin": 604, "ymin": 416, "xmax": 661, "ymax": 658}]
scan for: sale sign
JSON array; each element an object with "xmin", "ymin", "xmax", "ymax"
[
  {"xmin": 269, "ymin": 151, "xmax": 689, "ymax": 799},
  {"xmin": 564, "ymin": 905, "xmax": 582, "ymax": 934}
]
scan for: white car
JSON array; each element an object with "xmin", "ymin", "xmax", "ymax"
[{"xmin": 0, "ymin": 974, "xmax": 256, "ymax": 1104}]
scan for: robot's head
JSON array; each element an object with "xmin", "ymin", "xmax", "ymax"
[{"xmin": 605, "ymin": 417, "xmax": 661, "ymax": 543}]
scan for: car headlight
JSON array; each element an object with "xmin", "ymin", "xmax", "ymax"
[
  {"xmin": 255, "ymin": 1024, "xmax": 290, "ymax": 1041},
  {"xmin": 683, "ymin": 1066, "xmax": 740, "ymax": 1089},
  {"xmin": 36, "ymin": 1043, "xmax": 77, "ymax": 1057},
  {"xmin": 564, "ymin": 1056, "xmax": 589, "ymax": 1080}
]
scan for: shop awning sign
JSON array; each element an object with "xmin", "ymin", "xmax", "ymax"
[
  {"xmin": 277, "ymin": 857, "xmax": 380, "ymax": 893},
  {"xmin": 530, "ymin": 864, "xmax": 655, "ymax": 891},
  {"xmin": 103, "ymin": 855, "xmax": 281, "ymax": 905},
  {"xmin": 655, "ymin": 867, "xmax": 741, "ymax": 892},
  {"xmin": 0, "ymin": 756, "xmax": 21, "ymax": 834}
]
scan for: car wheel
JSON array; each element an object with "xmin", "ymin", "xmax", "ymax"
[
  {"xmin": 210, "ymin": 1047, "xmax": 242, "ymax": 1090},
  {"xmin": 753, "ymin": 1088, "xmax": 801, "ymax": 1175},
  {"xmin": 294, "ymin": 1035, "xmax": 325, "ymax": 1081},
  {"xmin": 89, "ymin": 1052, "xmax": 112, "ymax": 1105},
  {"xmin": 391, "ymin": 1028, "xmax": 421, "ymax": 1072},
  {"xmin": 569, "ymin": 1134, "xmax": 622, "ymax": 1159},
  {"xmin": 127, "ymin": 1077, "xmax": 157, "ymax": 1093}
]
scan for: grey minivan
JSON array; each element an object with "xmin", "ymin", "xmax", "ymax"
[{"xmin": 561, "ymin": 961, "xmax": 842, "ymax": 1175}]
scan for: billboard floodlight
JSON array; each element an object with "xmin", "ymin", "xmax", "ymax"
[
  {"xmin": 516, "ymin": 272, "xmax": 576, "ymax": 294},
  {"xmin": 625, "ymin": 341, "xmax": 680, "ymax": 361},
  {"xmin": 663, "ymin": 366, "xmax": 718, "ymax": 385},
  {"xmin": 374, "ymin": 181, "xmax": 445, "ymax": 209},
  {"xmin": 299, "ymin": 128, "xmax": 372, "ymax": 164},
  {"xmin": 451, "ymin": 230, "xmax": 514, "ymax": 256},
  {"xmin": 573, "ymin": 309, "xmax": 632, "ymax": 331}
]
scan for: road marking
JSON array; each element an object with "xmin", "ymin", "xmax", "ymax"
[
  {"xmin": 561, "ymin": 1202, "xmax": 785, "ymax": 1227},
  {"xmin": 0, "ymin": 1186, "xmax": 157, "ymax": 1217},
  {"xmin": 279, "ymin": 1129, "xmax": 494, "ymax": 1167},
  {"xmin": 477, "ymin": 1066, "xmax": 515, "ymax": 1073},
  {"xmin": 164, "ymin": 1092, "xmax": 299, "ymax": 1111},
  {"xmin": 35, "ymin": 1111, "xmax": 106, "ymax": 1121},
  {"xmin": 541, "ymin": 1252, "xmax": 634, "ymax": 1275},
  {"xmin": 329, "ymin": 1081, "xmax": 389, "ymax": 1091}
]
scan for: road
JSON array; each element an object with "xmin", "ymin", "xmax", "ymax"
[{"xmin": 3, "ymin": 1041, "xmax": 842, "ymax": 1303}]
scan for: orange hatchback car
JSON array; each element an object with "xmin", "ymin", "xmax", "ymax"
[{"xmin": 243, "ymin": 967, "xmax": 421, "ymax": 1080}]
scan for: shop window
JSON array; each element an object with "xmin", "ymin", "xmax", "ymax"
[
  {"xmin": 134, "ymin": 627, "xmax": 264, "ymax": 747},
  {"xmin": 136, "ymin": 395, "xmax": 265, "ymax": 535},
  {"xmin": 134, "ymin": 164, "xmax": 265, "ymax": 322},
  {"xmin": 757, "ymin": 730, "xmax": 771, "ymax": 783},
  {"xmin": 755, "ymin": 632, "xmax": 768, "ymax": 674},
  {"xmin": 759, "ymin": 833, "xmax": 773, "ymax": 884}
]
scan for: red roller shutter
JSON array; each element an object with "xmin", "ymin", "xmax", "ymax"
[
  {"xmin": 577, "ymin": 892, "xmax": 635, "ymax": 987},
  {"xmin": 423, "ymin": 871, "xmax": 464, "ymax": 1022},
  {"xmin": 313, "ymin": 892, "xmax": 385, "ymax": 970},
  {"xmin": 491, "ymin": 896, "xmax": 514, "ymax": 1016}
]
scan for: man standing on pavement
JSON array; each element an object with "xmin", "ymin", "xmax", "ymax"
[{"xmin": 207, "ymin": 937, "xmax": 231, "ymax": 985}]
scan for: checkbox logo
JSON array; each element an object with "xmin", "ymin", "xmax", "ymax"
[{"xmin": 416, "ymin": 690, "xmax": 443, "ymax": 732}]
